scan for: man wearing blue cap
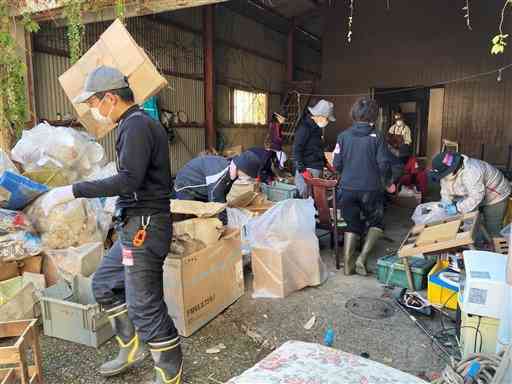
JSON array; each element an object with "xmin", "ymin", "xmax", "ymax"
[
  {"xmin": 431, "ymin": 151, "xmax": 511, "ymax": 236},
  {"xmin": 42, "ymin": 66, "xmax": 183, "ymax": 383}
]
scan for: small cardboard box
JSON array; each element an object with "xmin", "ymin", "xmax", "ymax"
[
  {"xmin": 59, "ymin": 19, "xmax": 168, "ymax": 138},
  {"xmin": 163, "ymin": 229, "xmax": 244, "ymax": 337}
]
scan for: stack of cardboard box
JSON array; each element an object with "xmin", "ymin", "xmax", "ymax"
[{"xmin": 164, "ymin": 200, "xmax": 244, "ymax": 337}]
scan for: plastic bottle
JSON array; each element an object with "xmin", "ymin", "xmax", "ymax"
[{"xmin": 323, "ymin": 328, "xmax": 334, "ymax": 347}]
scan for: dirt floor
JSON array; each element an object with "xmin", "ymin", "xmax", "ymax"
[{"xmin": 39, "ymin": 204, "xmax": 447, "ymax": 384}]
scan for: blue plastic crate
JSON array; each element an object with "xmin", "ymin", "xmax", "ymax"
[{"xmin": 0, "ymin": 171, "xmax": 48, "ymax": 210}]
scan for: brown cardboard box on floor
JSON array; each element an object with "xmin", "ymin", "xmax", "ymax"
[
  {"xmin": 0, "ymin": 255, "xmax": 43, "ymax": 282},
  {"xmin": 59, "ymin": 19, "xmax": 167, "ymax": 138},
  {"xmin": 163, "ymin": 229, "xmax": 244, "ymax": 337}
]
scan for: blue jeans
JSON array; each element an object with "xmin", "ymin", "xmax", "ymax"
[{"xmin": 92, "ymin": 213, "xmax": 177, "ymax": 343}]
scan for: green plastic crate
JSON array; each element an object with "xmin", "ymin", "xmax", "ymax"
[
  {"xmin": 261, "ymin": 182, "xmax": 298, "ymax": 202},
  {"xmin": 377, "ymin": 255, "xmax": 436, "ymax": 290}
]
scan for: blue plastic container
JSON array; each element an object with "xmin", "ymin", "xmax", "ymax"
[{"xmin": 0, "ymin": 171, "xmax": 48, "ymax": 210}]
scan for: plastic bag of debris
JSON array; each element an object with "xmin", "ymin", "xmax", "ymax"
[
  {"xmin": 85, "ymin": 162, "xmax": 117, "ymax": 216},
  {"xmin": 11, "ymin": 122, "xmax": 106, "ymax": 185},
  {"xmin": 0, "ymin": 231, "xmax": 42, "ymax": 262},
  {"xmin": 0, "ymin": 209, "xmax": 35, "ymax": 234},
  {"xmin": 247, "ymin": 198, "xmax": 327, "ymax": 298},
  {"xmin": 25, "ymin": 197, "xmax": 104, "ymax": 249},
  {"xmin": 412, "ymin": 201, "xmax": 457, "ymax": 225},
  {"xmin": 0, "ymin": 149, "xmax": 18, "ymax": 175}
]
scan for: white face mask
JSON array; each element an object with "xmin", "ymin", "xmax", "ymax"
[{"xmin": 91, "ymin": 97, "xmax": 114, "ymax": 125}]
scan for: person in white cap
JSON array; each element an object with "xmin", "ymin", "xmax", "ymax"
[
  {"xmin": 40, "ymin": 66, "xmax": 183, "ymax": 384},
  {"xmin": 293, "ymin": 99, "xmax": 336, "ymax": 197}
]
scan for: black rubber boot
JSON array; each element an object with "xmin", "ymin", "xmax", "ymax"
[
  {"xmin": 99, "ymin": 303, "xmax": 145, "ymax": 377},
  {"xmin": 343, "ymin": 232, "xmax": 360, "ymax": 275},
  {"xmin": 149, "ymin": 336, "xmax": 183, "ymax": 384}
]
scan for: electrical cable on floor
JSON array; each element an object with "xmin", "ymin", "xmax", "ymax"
[{"xmin": 431, "ymin": 351, "xmax": 505, "ymax": 384}]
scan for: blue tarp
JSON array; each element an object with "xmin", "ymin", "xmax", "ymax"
[{"xmin": 0, "ymin": 171, "xmax": 48, "ymax": 210}]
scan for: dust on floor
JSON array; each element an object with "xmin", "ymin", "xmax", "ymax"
[{"xmin": 40, "ymin": 205, "xmax": 446, "ymax": 384}]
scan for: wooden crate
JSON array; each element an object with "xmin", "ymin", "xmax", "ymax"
[
  {"xmin": 399, "ymin": 212, "xmax": 479, "ymax": 257},
  {"xmin": 0, "ymin": 319, "xmax": 43, "ymax": 384}
]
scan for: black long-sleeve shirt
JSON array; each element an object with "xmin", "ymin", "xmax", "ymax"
[{"xmin": 73, "ymin": 106, "xmax": 171, "ymax": 215}]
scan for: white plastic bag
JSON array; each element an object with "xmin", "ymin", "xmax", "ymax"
[
  {"xmin": 85, "ymin": 162, "xmax": 117, "ymax": 216},
  {"xmin": 0, "ymin": 150, "xmax": 18, "ymax": 175},
  {"xmin": 247, "ymin": 198, "xmax": 327, "ymax": 298},
  {"xmin": 411, "ymin": 201, "xmax": 457, "ymax": 225},
  {"xmin": 11, "ymin": 122, "xmax": 106, "ymax": 183}
]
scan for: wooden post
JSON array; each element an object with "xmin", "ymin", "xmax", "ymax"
[{"xmin": 203, "ymin": 5, "xmax": 216, "ymax": 150}]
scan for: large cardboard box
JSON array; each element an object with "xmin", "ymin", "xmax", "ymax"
[
  {"xmin": 59, "ymin": 19, "xmax": 168, "ymax": 138},
  {"xmin": 163, "ymin": 230, "xmax": 244, "ymax": 337},
  {"xmin": 251, "ymin": 239, "xmax": 327, "ymax": 299}
]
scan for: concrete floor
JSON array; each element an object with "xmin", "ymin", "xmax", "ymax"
[{"xmin": 39, "ymin": 204, "xmax": 446, "ymax": 384}]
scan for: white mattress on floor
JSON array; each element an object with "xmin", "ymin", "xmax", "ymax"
[{"xmin": 226, "ymin": 340, "xmax": 428, "ymax": 384}]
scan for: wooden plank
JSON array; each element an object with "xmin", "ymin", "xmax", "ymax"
[
  {"xmin": 0, "ymin": 347, "xmax": 20, "ymax": 364},
  {"xmin": 399, "ymin": 212, "xmax": 478, "ymax": 257},
  {"xmin": 0, "ymin": 320, "xmax": 32, "ymax": 338},
  {"xmin": 0, "ymin": 368, "xmax": 37, "ymax": 383},
  {"xmin": 29, "ymin": 327, "xmax": 43, "ymax": 384},
  {"xmin": 0, "ymin": 369, "xmax": 16, "ymax": 384},
  {"xmin": 415, "ymin": 220, "xmax": 461, "ymax": 245}
]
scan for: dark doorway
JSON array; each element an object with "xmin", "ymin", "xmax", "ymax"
[{"xmin": 373, "ymin": 87, "xmax": 430, "ymax": 156}]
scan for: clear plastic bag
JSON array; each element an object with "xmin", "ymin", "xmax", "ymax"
[
  {"xmin": 11, "ymin": 122, "xmax": 106, "ymax": 185},
  {"xmin": 85, "ymin": 162, "xmax": 117, "ymax": 216},
  {"xmin": 25, "ymin": 196, "xmax": 104, "ymax": 249},
  {"xmin": 247, "ymin": 198, "xmax": 327, "ymax": 298},
  {"xmin": 0, "ymin": 150, "xmax": 18, "ymax": 175},
  {"xmin": 0, "ymin": 209, "xmax": 35, "ymax": 234},
  {"xmin": 411, "ymin": 201, "xmax": 457, "ymax": 225}
]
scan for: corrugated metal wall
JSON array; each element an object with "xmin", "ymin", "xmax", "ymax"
[
  {"xmin": 32, "ymin": 4, "xmax": 321, "ymax": 173},
  {"xmin": 321, "ymin": 0, "xmax": 512, "ymax": 163}
]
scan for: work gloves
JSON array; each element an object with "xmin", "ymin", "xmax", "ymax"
[{"xmin": 40, "ymin": 185, "xmax": 75, "ymax": 215}]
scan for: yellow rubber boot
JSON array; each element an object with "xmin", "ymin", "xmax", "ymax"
[
  {"xmin": 149, "ymin": 336, "xmax": 183, "ymax": 384},
  {"xmin": 99, "ymin": 303, "xmax": 145, "ymax": 377}
]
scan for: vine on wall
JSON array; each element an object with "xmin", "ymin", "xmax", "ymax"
[
  {"xmin": 0, "ymin": 3, "xmax": 39, "ymax": 141},
  {"xmin": 63, "ymin": 0, "xmax": 85, "ymax": 64}
]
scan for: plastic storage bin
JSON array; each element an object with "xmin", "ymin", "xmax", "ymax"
[
  {"xmin": 41, "ymin": 276, "xmax": 113, "ymax": 347},
  {"xmin": 261, "ymin": 182, "xmax": 298, "ymax": 202},
  {"xmin": 377, "ymin": 255, "xmax": 436, "ymax": 290},
  {"xmin": 427, "ymin": 260, "xmax": 459, "ymax": 310},
  {"xmin": 0, "ymin": 170, "xmax": 48, "ymax": 210}
]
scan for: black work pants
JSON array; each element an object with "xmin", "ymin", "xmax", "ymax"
[
  {"xmin": 337, "ymin": 189, "xmax": 384, "ymax": 235},
  {"xmin": 92, "ymin": 213, "xmax": 177, "ymax": 343}
]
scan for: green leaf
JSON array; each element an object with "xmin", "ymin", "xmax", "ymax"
[{"xmin": 493, "ymin": 35, "xmax": 501, "ymax": 44}]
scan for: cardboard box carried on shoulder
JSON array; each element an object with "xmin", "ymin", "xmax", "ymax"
[
  {"xmin": 59, "ymin": 19, "xmax": 168, "ymax": 138},
  {"xmin": 163, "ymin": 229, "xmax": 243, "ymax": 337}
]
